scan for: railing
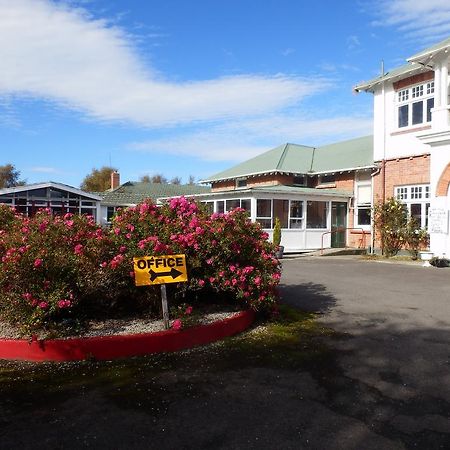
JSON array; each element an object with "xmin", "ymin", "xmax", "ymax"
[{"xmin": 320, "ymin": 227, "xmax": 369, "ymax": 255}]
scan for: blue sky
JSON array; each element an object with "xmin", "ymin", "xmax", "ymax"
[{"xmin": 1, "ymin": 0, "xmax": 450, "ymax": 188}]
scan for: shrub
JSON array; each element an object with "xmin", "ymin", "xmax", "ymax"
[
  {"xmin": 0, "ymin": 198, "xmax": 281, "ymax": 335},
  {"xmin": 109, "ymin": 197, "xmax": 281, "ymax": 312},
  {"xmin": 430, "ymin": 257, "xmax": 450, "ymax": 268},
  {"xmin": 404, "ymin": 218, "xmax": 429, "ymax": 260},
  {"xmin": 373, "ymin": 197, "xmax": 407, "ymax": 257},
  {"xmin": 273, "ymin": 217, "xmax": 281, "ymax": 248},
  {"xmin": 0, "ymin": 207, "xmax": 111, "ymax": 335}
]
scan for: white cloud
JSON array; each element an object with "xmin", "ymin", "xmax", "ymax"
[
  {"xmin": 128, "ymin": 114, "xmax": 373, "ymax": 162},
  {"xmin": 0, "ymin": 0, "xmax": 329, "ymax": 127},
  {"xmin": 372, "ymin": 0, "xmax": 450, "ymax": 42}
]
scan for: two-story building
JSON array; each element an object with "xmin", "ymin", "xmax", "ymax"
[{"xmin": 355, "ymin": 36, "xmax": 450, "ymax": 257}]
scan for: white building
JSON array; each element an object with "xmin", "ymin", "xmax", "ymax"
[{"xmin": 355, "ymin": 36, "xmax": 450, "ymax": 257}]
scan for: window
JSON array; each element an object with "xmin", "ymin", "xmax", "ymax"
[
  {"xmin": 293, "ymin": 175, "xmax": 306, "ymax": 186},
  {"xmin": 225, "ymin": 198, "xmax": 251, "ymax": 212},
  {"xmin": 306, "ymin": 201, "xmax": 328, "ymax": 229},
  {"xmin": 394, "ymin": 184, "xmax": 430, "ymax": 228},
  {"xmin": 273, "ymin": 199, "xmax": 289, "ymax": 228},
  {"xmin": 396, "ymin": 81, "xmax": 434, "ymax": 129},
  {"xmin": 226, "ymin": 199, "xmax": 240, "ymax": 211},
  {"xmin": 236, "ymin": 178, "xmax": 247, "ymax": 188},
  {"xmin": 357, "ymin": 208, "xmax": 371, "ymax": 225},
  {"xmin": 256, "ymin": 199, "xmax": 272, "ymax": 228},
  {"xmin": 355, "ymin": 182, "xmax": 372, "ymax": 227},
  {"xmin": 319, "ymin": 174, "xmax": 335, "ymax": 185},
  {"xmin": 290, "ymin": 200, "xmax": 303, "ymax": 228},
  {"xmin": 256, "ymin": 199, "xmax": 305, "ymax": 229},
  {"xmin": 216, "ymin": 201, "xmax": 225, "ymax": 214}
]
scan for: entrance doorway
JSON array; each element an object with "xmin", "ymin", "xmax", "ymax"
[{"xmin": 331, "ymin": 202, "xmax": 347, "ymax": 248}]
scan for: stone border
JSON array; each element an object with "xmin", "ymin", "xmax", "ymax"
[{"xmin": 0, "ymin": 310, "xmax": 255, "ymax": 362}]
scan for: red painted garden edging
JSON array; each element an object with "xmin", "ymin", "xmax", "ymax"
[{"xmin": 0, "ymin": 310, "xmax": 255, "ymax": 362}]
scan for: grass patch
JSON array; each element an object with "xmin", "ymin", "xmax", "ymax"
[{"xmin": 0, "ymin": 305, "xmax": 336, "ymax": 414}]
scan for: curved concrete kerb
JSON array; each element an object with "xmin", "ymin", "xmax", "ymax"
[{"xmin": 0, "ymin": 310, "xmax": 255, "ymax": 362}]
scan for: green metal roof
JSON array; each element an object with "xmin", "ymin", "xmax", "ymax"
[
  {"xmin": 312, "ymin": 136, "xmax": 374, "ymax": 173},
  {"xmin": 408, "ymin": 36, "xmax": 450, "ymax": 62},
  {"xmin": 201, "ymin": 143, "xmax": 315, "ymax": 183},
  {"xmin": 99, "ymin": 182, "xmax": 211, "ymax": 206},
  {"xmin": 353, "ymin": 63, "xmax": 424, "ymax": 93},
  {"xmin": 355, "ymin": 36, "xmax": 450, "ymax": 92},
  {"xmin": 202, "ymin": 136, "xmax": 373, "ymax": 183}
]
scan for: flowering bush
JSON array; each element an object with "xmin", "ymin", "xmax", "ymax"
[
  {"xmin": 0, "ymin": 198, "xmax": 281, "ymax": 335},
  {"xmin": 0, "ymin": 207, "xmax": 111, "ymax": 334},
  {"xmin": 373, "ymin": 197, "xmax": 429, "ymax": 258},
  {"xmin": 109, "ymin": 197, "xmax": 281, "ymax": 311}
]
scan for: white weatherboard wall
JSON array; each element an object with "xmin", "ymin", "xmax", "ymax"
[{"xmin": 373, "ymin": 85, "xmax": 431, "ymax": 162}]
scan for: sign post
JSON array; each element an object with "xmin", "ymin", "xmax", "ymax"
[{"xmin": 133, "ymin": 254, "xmax": 188, "ymax": 330}]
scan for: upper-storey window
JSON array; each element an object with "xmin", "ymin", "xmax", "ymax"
[{"xmin": 397, "ymin": 81, "xmax": 434, "ymax": 129}]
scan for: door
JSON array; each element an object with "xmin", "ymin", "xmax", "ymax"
[{"xmin": 331, "ymin": 202, "xmax": 347, "ymax": 248}]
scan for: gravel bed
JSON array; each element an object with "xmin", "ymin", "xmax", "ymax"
[{"xmin": 0, "ymin": 310, "xmax": 242, "ymax": 340}]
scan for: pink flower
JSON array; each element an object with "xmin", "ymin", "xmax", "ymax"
[
  {"xmin": 254, "ymin": 276, "xmax": 261, "ymax": 286},
  {"xmin": 57, "ymin": 299, "xmax": 71, "ymax": 309},
  {"xmin": 34, "ymin": 258, "xmax": 43, "ymax": 268},
  {"xmin": 38, "ymin": 301, "xmax": 48, "ymax": 310},
  {"xmin": 172, "ymin": 319, "xmax": 182, "ymax": 330},
  {"xmin": 198, "ymin": 279, "xmax": 205, "ymax": 287},
  {"xmin": 64, "ymin": 220, "xmax": 74, "ymax": 228},
  {"xmin": 185, "ymin": 306, "xmax": 193, "ymax": 315},
  {"xmin": 119, "ymin": 245, "xmax": 127, "ymax": 253},
  {"xmin": 74, "ymin": 244, "xmax": 83, "ymax": 255},
  {"xmin": 100, "ymin": 261, "xmax": 107, "ymax": 268},
  {"xmin": 114, "ymin": 228, "xmax": 121, "ymax": 235}
]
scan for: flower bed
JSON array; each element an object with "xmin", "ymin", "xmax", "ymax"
[
  {"xmin": 0, "ymin": 310, "xmax": 255, "ymax": 362},
  {"xmin": 0, "ymin": 198, "xmax": 280, "ymax": 339}
]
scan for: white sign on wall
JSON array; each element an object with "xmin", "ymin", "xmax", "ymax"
[{"xmin": 428, "ymin": 208, "xmax": 449, "ymax": 234}]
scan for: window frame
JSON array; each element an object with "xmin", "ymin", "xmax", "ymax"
[{"xmin": 396, "ymin": 81, "xmax": 434, "ymax": 130}]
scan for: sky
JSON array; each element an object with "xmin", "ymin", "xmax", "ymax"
[{"xmin": 1, "ymin": 0, "xmax": 450, "ymax": 188}]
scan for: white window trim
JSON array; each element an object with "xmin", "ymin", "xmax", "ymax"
[{"xmin": 396, "ymin": 81, "xmax": 434, "ymax": 130}]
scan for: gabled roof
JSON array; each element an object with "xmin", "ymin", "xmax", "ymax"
[
  {"xmin": 0, "ymin": 181, "xmax": 102, "ymax": 200},
  {"xmin": 408, "ymin": 36, "xmax": 450, "ymax": 63},
  {"xmin": 201, "ymin": 136, "xmax": 374, "ymax": 183},
  {"xmin": 355, "ymin": 35, "xmax": 450, "ymax": 93},
  {"xmin": 312, "ymin": 136, "xmax": 374, "ymax": 173},
  {"xmin": 201, "ymin": 143, "xmax": 315, "ymax": 184},
  {"xmin": 99, "ymin": 182, "xmax": 211, "ymax": 206},
  {"xmin": 354, "ymin": 63, "xmax": 424, "ymax": 93}
]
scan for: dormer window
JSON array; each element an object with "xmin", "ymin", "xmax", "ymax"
[
  {"xmin": 397, "ymin": 81, "xmax": 434, "ymax": 129},
  {"xmin": 293, "ymin": 175, "xmax": 306, "ymax": 186},
  {"xmin": 319, "ymin": 174, "xmax": 335, "ymax": 185},
  {"xmin": 236, "ymin": 178, "xmax": 247, "ymax": 188}
]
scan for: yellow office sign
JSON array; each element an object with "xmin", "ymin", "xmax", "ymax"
[{"xmin": 133, "ymin": 254, "xmax": 188, "ymax": 286}]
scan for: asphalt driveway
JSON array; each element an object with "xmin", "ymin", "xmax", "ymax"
[
  {"xmin": 281, "ymin": 256, "xmax": 450, "ymax": 445},
  {"xmin": 0, "ymin": 256, "xmax": 449, "ymax": 449}
]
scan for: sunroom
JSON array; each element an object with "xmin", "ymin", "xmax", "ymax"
[{"xmin": 190, "ymin": 185, "xmax": 353, "ymax": 253}]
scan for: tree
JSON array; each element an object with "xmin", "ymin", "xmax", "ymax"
[
  {"xmin": 170, "ymin": 176, "xmax": 182, "ymax": 185},
  {"xmin": 150, "ymin": 173, "xmax": 168, "ymax": 184},
  {"xmin": 0, "ymin": 164, "xmax": 26, "ymax": 188},
  {"xmin": 187, "ymin": 175, "xmax": 196, "ymax": 185},
  {"xmin": 80, "ymin": 166, "xmax": 117, "ymax": 192},
  {"xmin": 139, "ymin": 175, "xmax": 151, "ymax": 183}
]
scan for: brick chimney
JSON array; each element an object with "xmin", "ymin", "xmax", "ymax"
[{"xmin": 111, "ymin": 170, "xmax": 120, "ymax": 190}]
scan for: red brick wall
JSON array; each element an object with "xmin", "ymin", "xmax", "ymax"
[
  {"xmin": 393, "ymin": 71, "xmax": 434, "ymax": 90},
  {"xmin": 436, "ymin": 162, "xmax": 450, "ymax": 196},
  {"xmin": 211, "ymin": 180, "xmax": 235, "ymax": 192},
  {"xmin": 248, "ymin": 174, "xmax": 293, "ymax": 187},
  {"xmin": 373, "ymin": 154, "xmax": 430, "ymax": 202}
]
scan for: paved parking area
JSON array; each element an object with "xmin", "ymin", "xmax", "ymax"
[{"xmin": 281, "ymin": 256, "xmax": 450, "ymax": 445}]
